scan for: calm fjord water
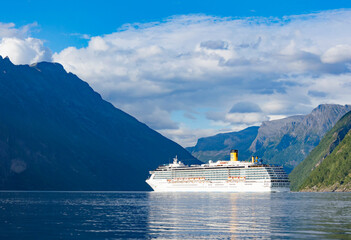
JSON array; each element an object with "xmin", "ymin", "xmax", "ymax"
[{"xmin": 0, "ymin": 192, "xmax": 350, "ymax": 239}]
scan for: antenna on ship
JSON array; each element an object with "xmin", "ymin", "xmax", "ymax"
[{"xmin": 173, "ymin": 155, "xmax": 178, "ymax": 164}]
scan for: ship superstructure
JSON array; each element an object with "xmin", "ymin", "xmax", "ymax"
[{"xmin": 146, "ymin": 150, "xmax": 290, "ymax": 192}]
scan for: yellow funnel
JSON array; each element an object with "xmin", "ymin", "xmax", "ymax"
[
  {"xmin": 230, "ymin": 149, "xmax": 238, "ymax": 161},
  {"xmin": 251, "ymin": 156, "xmax": 255, "ymax": 163}
]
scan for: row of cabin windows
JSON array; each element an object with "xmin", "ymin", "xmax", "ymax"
[
  {"xmin": 153, "ymin": 167, "xmax": 286, "ymax": 180},
  {"xmin": 154, "ymin": 172, "xmax": 271, "ymax": 180}
]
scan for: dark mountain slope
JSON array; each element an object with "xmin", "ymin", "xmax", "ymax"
[
  {"xmin": 0, "ymin": 56, "xmax": 200, "ymax": 190},
  {"xmin": 186, "ymin": 126, "xmax": 259, "ymax": 162},
  {"xmin": 289, "ymin": 111, "xmax": 351, "ymax": 191}
]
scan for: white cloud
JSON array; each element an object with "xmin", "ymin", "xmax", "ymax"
[
  {"xmin": 0, "ymin": 22, "xmax": 36, "ymax": 39},
  {"xmin": 225, "ymin": 112, "xmax": 268, "ymax": 125},
  {"xmin": 3, "ymin": 10, "xmax": 351, "ymax": 147},
  {"xmin": 52, "ymin": 10, "xmax": 351, "ymax": 146},
  {"xmin": 0, "ymin": 23, "xmax": 18, "ymax": 38},
  {"xmin": 0, "ymin": 23, "xmax": 52, "ymax": 64},
  {"xmin": 321, "ymin": 44, "xmax": 351, "ymax": 64},
  {"xmin": 0, "ymin": 37, "xmax": 52, "ymax": 64}
]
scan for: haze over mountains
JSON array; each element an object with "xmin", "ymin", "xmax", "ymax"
[
  {"xmin": 186, "ymin": 126, "xmax": 259, "ymax": 163},
  {"xmin": 0, "ymin": 56, "xmax": 200, "ymax": 190},
  {"xmin": 187, "ymin": 104, "xmax": 351, "ymax": 173}
]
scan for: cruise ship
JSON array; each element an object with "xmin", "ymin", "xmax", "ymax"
[{"xmin": 146, "ymin": 150, "xmax": 290, "ymax": 192}]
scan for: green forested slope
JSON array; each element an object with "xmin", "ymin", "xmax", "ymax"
[
  {"xmin": 299, "ymin": 129, "xmax": 351, "ymax": 191},
  {"xmin": 289, "ymin": 111, "xmax": 351, "ymax": 191}
]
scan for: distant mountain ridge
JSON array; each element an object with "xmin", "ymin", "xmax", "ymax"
[
  {"xmin": 187, "ymin": 104, "xmax": 351, "ymax": 173},
  {"xmin": 0, "ymin": 56, "xmax": 200, "ymax": 190},
  {"xmin": 186, "ymin": 126, "xmax": 259, "ymax": 162},
  {"xmin": 290, "ymin": 111, "xmax": 351, "ymax": 192}
]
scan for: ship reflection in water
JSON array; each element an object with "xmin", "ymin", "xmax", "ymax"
[
  {"xmin": 0, "ymin": 191, "xmax": 350, "ymax": 239},
  {"xmin": 146, "ymin": 192, "xmax": 275, "ymax": 239},
  {"xmin": 146, "ymin": 192, "xmax": 351, "ymax": 239}
]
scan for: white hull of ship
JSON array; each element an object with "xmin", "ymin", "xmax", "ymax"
[{"xmin": 146, "ymin": 179, "xmax": 290, "ymax": 193}]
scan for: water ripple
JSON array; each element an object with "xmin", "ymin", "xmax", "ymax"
[{"xmin": 0, "ymin": 191, "xmax": 350, "ymax": 239}]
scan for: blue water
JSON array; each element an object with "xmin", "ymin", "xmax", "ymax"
[{"xmin": 0, "ymin": 192, "xmax": 350, "ymax": 239}]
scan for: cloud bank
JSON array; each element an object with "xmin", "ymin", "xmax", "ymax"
[
  {"xmin": 0, "ymin": 23, "xmax": 52, "ymax": 64},
  {"xmin": 2, "ymin": 10, "xmax": 351, "ymax": 146}
]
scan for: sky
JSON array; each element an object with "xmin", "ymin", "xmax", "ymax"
[{"xmin": 1, "ymin": 1, "xmax": 351, "ymax": 147}]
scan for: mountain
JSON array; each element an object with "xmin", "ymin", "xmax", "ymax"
[
  {"xmin": 250, "ymin": 104, "xmax": 351, "ymax": 172},
  {"xmin": 187, "ymin": 104, "xmax": 351, "ymax": 173},
  {"xmin": 289, "ymin": 111, "xmax": 351, "ymax": 192},
  {"xmin": 249, "ymin": 115, "xmax": 305, "ymax": 153},
  {"xmin": 186, "ymin": 126, "xmax": 259, "ymax": 162},
  {"xmin": 0, "ymin": 56, "xmax": 200, "ymax": 190}
]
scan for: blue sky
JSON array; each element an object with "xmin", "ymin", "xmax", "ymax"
[
  {"xmin": 1, "ymin": 1, "xmax": 351, "ymax": 146},
  {"xmin": 2, "ymin": 0, "xmax": 351, "ymax": 51}
]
